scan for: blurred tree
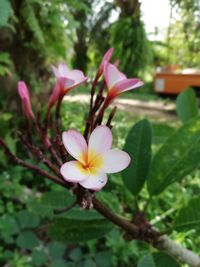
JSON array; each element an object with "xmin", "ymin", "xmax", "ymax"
[
  {"xmin": 167, "ymin": 0, "xmax": 200, "ymax": 67},
  {"xmin": 89, "ymin": 1, "xmax": 114, "ymax": 70},
  {"xmin": 70, "ymin": 0, "xmax": 92, "ymax": 72},
  {"xmin": 109, "ymin": 0, "xmax": 153, "ymax": 76},
  {"xmin": 0, "ymin": 0, "xmax": 80, "ymax": 91}
]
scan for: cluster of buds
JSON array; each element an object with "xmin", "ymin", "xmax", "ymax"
[{"xmin": 15, "ymin": 48, "xmax": 143, "ymax": 192}]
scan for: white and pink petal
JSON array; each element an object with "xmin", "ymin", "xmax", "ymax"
[
  {"xmin": 58, "ymin": 63, "xmax": 70, "ymax": 76},
  {"xmin": 101, "ymin": 149, "xmax": 131, "ymax": 173},
  {"xmin": 79, "ymin": 170, "xmax": 108, "ymax": 191},
  {"xmin": 62, "ymin": 130, "xmax": 87, "ymax": 164},
  {"xmin": 104, "ymin": 62, "xmax": 126, "ymax": 89},
  {"xmin": 109, "ymin": 79, "xmax": 143, "ymax": 97},
  {"xmin": 88, "ymin": 126, "xmax": 112, "ymax": 158},
  {"xmin": 60, "ymin": 161, "xmax": 88, "ymax": 183}
]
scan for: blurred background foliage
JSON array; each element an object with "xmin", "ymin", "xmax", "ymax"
[
  {"xmin": 1, "ymin": 0, "xmax": 200, "ymax": 266},
  {"xmin": 0, "ymin": 0, "xmax": 200, "ymax": 95}
]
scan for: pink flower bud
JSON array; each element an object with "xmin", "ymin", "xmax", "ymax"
[
  {"xmin": 96, "ymin": 48, "xmax": 114, "ymax": 80},
  {"xmin": 18, "ymin": 81, "xmax": 35, "ymax": 120}
]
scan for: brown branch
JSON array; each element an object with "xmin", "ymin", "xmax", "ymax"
[
  {"xmin": 93, "ymin": 197, "xmax": 140, "ymax": 238},
  {"xmin": 53, "ymin": 200, "xmax": 77, "ymax": 214},
  {"xmin": 48, "ymin": 143, "xmax": 63, "ymax": 167},
  {"xmin": 0, "ymin": 138, "xmax": 67, "ymax": 188},
  {"xmin": 106, "ymin": 106, "xmax": 117, "ymax": 128},
  {"xmin": 18, "ymin": 132, "xmax": 63, "ymax": 178},
  {"xmin": 53, "ymin": 134, "xmax": 69, "ymax": 163}
]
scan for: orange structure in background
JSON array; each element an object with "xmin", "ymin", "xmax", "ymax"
[{"xmin": 154, "ymin": 66, "xmax": 200, "ymax": 95}]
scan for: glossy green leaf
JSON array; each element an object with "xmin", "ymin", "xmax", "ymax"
[
  {"xmin": 174, "ymin": 196, "xmax": 200, "ymax": 231},
  {"xmin": 49, "ymin": 218, "xmax": 112, "ymax": 242},
  {"xmin": 176, "ymin": 88, "xmax": 198, "ymax": 123},
  {"xmin": 138, "ymin": 252, "xmax": 180, "ymax": 267},
  {"xmin": 147, "ymin": 117, "xmax": 200, "ymax": 195},
  {"xmin": 122, "ymin": 119, "xmax": 152, "ymax": 195}
]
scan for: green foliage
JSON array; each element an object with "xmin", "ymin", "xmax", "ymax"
[
  {"xmin": 29, "ymin": 190, "xmax": 75, "ymax": 218},
  {"xmin": 166, "ymin": 0, "xmax": 200, "ymax": 67},
  {"xmin": 138, "ymin": 252, "xmax": 180, "ymax": 267},
  {"xmin": 16, "ymin": 230, "xmax": 40, "ymax": 249},
  {"xmin": 148, "ymin": 116, "xmax": 200, "ymax": 195},
  {"xmin": 109, "ymin": 16, "xmax": 153, "ymax": 76},
  {"xmin": 22, "ymin": 0, "xmax": 45, "ymax": 44},
  {"xmin": 48, "ymin": 242, "xmax": 66, "ymax": 259},
  {"xmin": 176, "ymin": 88, "xmax": 198, "ymax": 123},
  {"xmin": 0, "ymin": 215, "xmax": 20, "ymax": 243},
  {"xmin": 0, "ymin": 0, "xmax": 12, "ymax": 26},
  {"xmin": 50, "ymin": 259, "xmax": 68, "ymax": 267},
  {"xmin": 49, "ymin": 218, "xmax": 112, "ymax": 242},
  {"xmin": 16, "ymin": 210, "xmax": 40, "ymax": 229},
  {"xmin": 95, "ymin": 251, "xmax": 112, "ymax": 267},
  {"xmin": 29, "ymin": 190, "xmax": 103, "ymax": 220},
  {"xmin": 31, "ymin": 249, "xmax": 49, "ymax": 266},
  {"xmin": 0, "ymin": 52, "xmax": 12, "ymax": 76},
  {"xmin": 122, "ymin": 119, "xmax": 152, "ymax": 195},
  {"xmin": 174, "ymin": 196, "xmax": 200, "ymax": 231}
]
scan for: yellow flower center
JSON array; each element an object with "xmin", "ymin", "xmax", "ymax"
[{"xmin": 78, "ymin": 149, "xmax": 104, "ymax": 175}]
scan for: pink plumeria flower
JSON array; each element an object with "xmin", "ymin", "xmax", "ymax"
[
  {"xmin": 18, "ymin": 81, "xmax": 35, "ymax": 120},
  {"xmin": 96, "ymin": 48, "xmax": 114, "ymax": 80},
  {"xmin": 104, "ymin": 61, "xmax": 144, "ymax": 102},
  {"xmin": 52, "ymin": 63, "xmax": 88, "ymax": 96},
  {"xmin": 60, "ymin": 125, "xmax": 130, "ymax": 191}
]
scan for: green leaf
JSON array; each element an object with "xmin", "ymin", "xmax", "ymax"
[
  {"xmin": 0, "ymin": 215, "xmax": 19, "ymax": 236},
  {"xmin": 31, "ymin": 250, "xmax": 48, "ymax": 266},
  {"xmin": 95, "ymin": 251, "xmax": 112, "ymax": 267},
  {"xmin": 176, "ymin": 88, "xmax": 198, "ymax": 123},
  {"xmin": 122, "ymin": 119, "xmax": 152, "ymax": 195},
  {"xmin": 147, "ymin": 117, "xmax": 200, "ymax": 195},
  {"xmin": 16, "ymin": 231, "xmax": 40, "ymax": 249},
  {"xmin": 50, "ymin": 259, "xmax": 67, "ymax": 267},
  {"xmin": 49, "ymin": 218, "xmax": 112, "ymax": 243},
  {"xmin": 68, "ymin": 248, "xmax": 82, "ymax": 262},
  {"xmin": 16, "ymin": 210, "xmax": 40, "ymax": 229},
  {"xmin": 82, "ymin": 259, "xmax": 96, "ymax": 267},
  {"xmin": 0, "ymin": 0, "xmax": 12, "ymax": 26},
  {"xmin": 0, "ymin": 215, "xmax": 19, "ymax": 243},
  {"xmin": 174, "ymin": 196, "xmax": 200, "ymax": 231},
  {"xmin": 29, "ymin": 190, "xmax": 75, "ymax": 218},
  {"xmin": 138, "ymin": 252, "xmax": 180, "ymax": 267},
  {"xmin": 48, "ymin": 242, "xmax": 66, "ymax": 260},
  {"xmin": 29, "ymin": 190, "xmax": 102, "ymax": 220}
]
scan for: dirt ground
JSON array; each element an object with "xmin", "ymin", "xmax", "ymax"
[{"xmin": 64, "ymin": 94, "xmax": 177, "ymax": 122}]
